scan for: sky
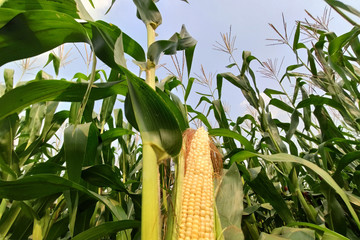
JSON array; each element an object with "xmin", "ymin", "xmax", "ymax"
[{"xmin": 1, "ymin": 0, "xmax": 360, "ymax": 125}]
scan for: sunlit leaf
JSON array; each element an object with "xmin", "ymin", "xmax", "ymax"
[
  {"xmin": 125, "ymin": 71, "xmax": 182, "ymax": 157},
  {"xmin": 0, "ymin": 80, "xmax": 127, "ymax": 120}
]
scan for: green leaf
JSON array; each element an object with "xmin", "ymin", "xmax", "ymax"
[
  {"xmin": 187, "ymin": 105, "xmax": 212, "ymax": 129},
  {"xmin": 247, "ymin": 167, "xmax": 295, "ymax": 224},
  {"xmin": 133, "ymin": 0, "xmax": 162, "ymax": 29},
  {"xmin": 185, "ymin": 44, "xmax": 196, "ymax": 77},
  {"xmin": 125, "ymin": 71, "xmax": 182, "ymax": 157},
  {"xmin": 269, "ymin": 99, "xmax": 294, "ymax": 113},
  {"xmin": 0, "ymin": 9, "xmax": 89, "ymax": 67},
  {"xmin": 293, "ymin": 22, "xmax": 301, "ymax": 50},
  {"xmin": 243, "ymin": 151, "xmax": 360, "ymax": 230},
  {"xmin": 101, "ymin": 128, "xmax": 134, "ymax": 144},
  {"xmin": 64, "ymin": 124, "xmax": 92, "ymax": 183},
  {"xmin": 263, "ymin": 88, "xmax": 285, "ymax": 98},
  {"xmin": 209, "ymin": 128, "xmax": 254, "ymax": 151},
  {"xmin": 215, "ymin": 163, "xmax": 244, "ymax": 240},
  {"xmin": 105, "ymin": 0, "xmax": 116, "ymax": 14},
  {"xmin": 334, "ymin": 151, "xmax": 360, "ymax": 176},
  {"xmin": 324, "ymin": 0, "xmax": 360, "ymax": 18},
  {"xmin": 0, "ymin": 0, "xmax": 81, "ymax": 19},
  {"xmin": 259, "ymin": 226, "xmax": 315, "ymax": 240},
  {"xmin": 0, "ymin": 80, "xmax": 127, "ymax": 121},
  {"xmin": 320, "ymin": 182, "xmax": 347, "ymax": 234},
  {"xmin": 147, "ymin": 25, "xmax": 197, "ymax": 64},
  {"xmin": 218, "ymin": 72, "xmax": 259, "ymax": 109},
  {"xmin": 297, "ymin": 95, "xmax": 345, "ymax": 114},
  {"xmin": 3, "ymin": 69, "xmax": 14, "ymax": 92},
  {"xmin": 0, "ymin": 114, "xmax": 19, "ymax": 178},
  {"xmin": 72, "ymin": 220, "xmax": 140, "ymax": 240},
  {"xmin": 184, "ymin": 77, "xmax": 195, "ymax": 102},
  {"xmin": 0, "ymin": 174, "xmax": 122, "ymax": 219},
  {"xmin": 286, "ymin": 110, "xmax": 300, "ymax": 140},
  {"xmin": 287, "ymin": 222, "xmax": 349, "ymax": 240},
  {"xmin": 156, "ymin": 89, "xmax": 189, "ymax": 131},
  {"xmin": 81, "ymin": 164, "xmax": 127, "ymax": 192},
  {"xmin": 88, "ymin": 21, "xmax": 146, "ymax": 66},
  {"xmin": 44, "ymin": 53, "xmax": 60, "ymax": 76}
]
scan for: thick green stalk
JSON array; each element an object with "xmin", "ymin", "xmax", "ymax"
[
  {"xmin": 146, "ymin": 23, "xmax": 156, "ymax": 89},
  {"xmin": 142, "ymin": 143, "xmax": 160, "ymax": 240},
  {"xmin": 140, "ymin": 22, "xmax": 160, "ymax": 240}
]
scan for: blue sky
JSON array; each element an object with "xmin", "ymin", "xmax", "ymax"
[{"xmin": 1, "ymin": 0, "xmax": 360, "ymax": 124}]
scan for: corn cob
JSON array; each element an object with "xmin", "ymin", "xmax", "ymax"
[{"xmin": 178, "ymin": 127, "xmax": 215, "ymax": 240}]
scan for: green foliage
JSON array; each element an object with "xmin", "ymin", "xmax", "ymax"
[{"xmin": 1, "ymin": 0, "xmax": 360, "ymax": 239}]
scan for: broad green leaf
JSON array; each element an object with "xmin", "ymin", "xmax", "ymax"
[
  {"xmin": 247, "ymin": 167, "xmax": 295, "ymax": 224},
  {"xmin": 0, "ymin": 9, "xmax": 89, "ymax": 66},
  {"xmin": 26, "ymin": 103, "xmax": 47, "ymax": 148},
  {"xmin": 101, "ymin": 128, "xmax": 134, "ymax": 144},
  {"xmin": 100, "ymin": 95, "xmax": 117, "ymax": 128},
  {"xmin": 241, "ymin": 151, "xmax": 360, "ymax": 230},
  {"xmin": 25, "ymin": 162, "xmax": 65, "ymax": 176},
  {"xmin": 261, "ymin": 112, "xmax": 288, "ymax": 153},
  {"xmin": 259, "ymin": 226, "xmax": 315, "ymax": 240},
  {"xmin": 293, "ymin": 22, "xmax": 301, "ymax": 50},
  {"xmin": 44, "ymin": 53, "xmax": 60, "ymax": 76},
  {"xmin": 64, "ymin": 123, "xmax": 96, "ymax": 236},
  {"xmin": 156, "ymin": 89, "xmax": 189, "ymax": 131},
  {"xmin": 184, "ymin": 77, "xmax": 195, "ymax": 102},
  {"xmin": 287, "ymin": 222, "xmax": 349, "ymax": 240},
  {"xmin": 300, "ymin": 86, "xmax": 311, "ymax": 131},
  {"xmin": 46, "ymin": 216, "xmax": 69, "ymax": 240},
  {"xmin": 0, "ymin": 0, "xmax": 81, "ymax": 19},
  {"xmin": 0, "ymin": 114, "xmax": 19, "ymax": 179},
  {"xmin": 114, "ymin": 32, "xmax": 127, "ymax": 68},
  {"xmin": 209, "ymin": 128, "xmax": 254, "ymax": 151},
  {"xmin": 125, "ymin": 70, "xmax": 182, "ymax": 157},
  {"xmin": 286, "ymin": 110, "xmax": 300, "ymax": 140},
  {"xmin": 0, "ymin": 174, "xmax": 122, "ymax": 219},
  {"xmin": 3, "ymin": 69, "xmax": 13, "ymax": 92},
  {"xmin": 215, "ymin": 163, "xmax": 244, "ymax": 240},
  {"xmin": 269, "ymin": 99, "xmax": 294, "ymax": 113},
  {"xmin": 65, "ymin": 124, "xmax": 92, "ymax": 183},
  {"xmin": 218, "ymin": 72, "xmax": 259, "ymax": 109},
  {"xmin": 264, "ymin": 88, "xmax": 285, "ymax": 98},
  {"xmin": 324, "ymin": 0, "xmax": 360, "ymax": 19},
  {"xmin": 88, "ymin": 21, "xmax": 146, "ymax": 68},
  {"xmin": 40, "ymin": 102, "xmax": 61, "ymax": 141},
  {"xmin": 320, "ymin": 182, "xmax": 347, "ymax": 234},
  {"xmin": 72, "ymin": 220, "xmax": 140, "ymax": 240},
  {"xmin": 0, "ymin": 201, "xmax": 21, "ymax": 238},
  {"xmin": 334, "ymin": 151, "xmax": 360, "ymax": 176},
  {"xmin": 187, "ymin": 105, "xmax": 212, "ymax": 129},
  {"xmin": 133, "ymin": 0, "xmax": 162, "ymax": 29},
  {"xmin": 307, "ymin": 49, "xmax": 317, "ymax": 76},
  {"xmin": 74, "ymin": 0, "xmax": 93, "ymax": 21},
  {"xmin": 147, "ymin": 25, "xmax": 197, "ymax": 64},
  {"xmin": 185, "ymin": 44, "xmax": 196, "ymax": 77},
  {"xmin": 81, "ymin": 164, "xmax": 127, "ymax": 192},
  {"xmin": 212, "ymin": 100, "xmax": 237, "ymax": 150},
  {"xmin": 0, "ymin": 80, "xmax": 127, "ymax": 120},
  {"xmin": 0, "ymin": 8, "xmax": 22, "ymax": 28}
]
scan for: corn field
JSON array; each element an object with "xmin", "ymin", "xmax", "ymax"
[{"xmin": 1, "ymin": 0, "xmax": 360, "ymax": 239}]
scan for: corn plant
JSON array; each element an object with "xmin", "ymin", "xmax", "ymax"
[{"xmin": 189, "ymin": 1, "xmax": 360, "ymax": 239}]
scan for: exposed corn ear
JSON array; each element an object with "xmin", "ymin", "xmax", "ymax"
[{"xmin": 177, "ymin": 127, "xmax": 216, "ymax": 240}]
